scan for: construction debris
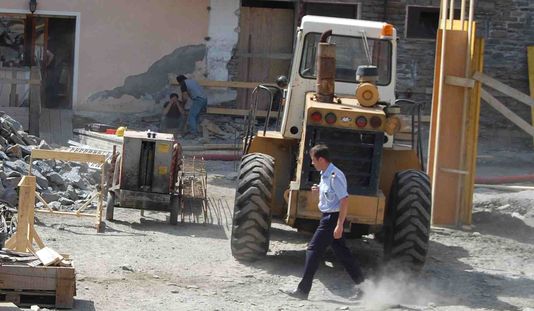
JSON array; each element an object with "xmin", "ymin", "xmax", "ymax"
[{"xmin": 0, "ymin": 112, "xmax": 102, "ymax": 220}]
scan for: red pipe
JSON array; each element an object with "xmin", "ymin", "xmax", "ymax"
[{"xmin": 475, "ymin": 174, "xmax": 534, "ymax": 185}]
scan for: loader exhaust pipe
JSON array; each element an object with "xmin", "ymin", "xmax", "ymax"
[{"xmin": 316, "ymin": 30, "xmax": 335, "ymax": 103}]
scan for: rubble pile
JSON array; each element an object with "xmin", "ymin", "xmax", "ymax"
[{"xmin": 0, "ymin": 112, "xmax": 100, "ymax": 210}]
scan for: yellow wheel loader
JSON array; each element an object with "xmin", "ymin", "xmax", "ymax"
[{"xmin": 231, "ymin": 16, "xmax": 431, "ymax": 270}]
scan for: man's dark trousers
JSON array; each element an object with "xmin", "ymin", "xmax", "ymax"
[{"xmin": 297, "ymin": 212, "xmax": 364, "ymax": 294}]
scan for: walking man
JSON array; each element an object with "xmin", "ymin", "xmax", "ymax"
[
  {"xmin": 176, "ymin": 75, "xmax": 207, "ymax": 138},
  {"xmin": 281, "ymin": 144, "xmax": 365, "ymax": 300}
]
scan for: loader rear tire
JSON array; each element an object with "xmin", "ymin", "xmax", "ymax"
[
  {"xmin": 106, "ymin": 191, "xmax": 116, "ymax": 221},
  {"xmin": 384, "ymin": 170, "xmax": 431, "ymax": 271},
  {"xmin": 231, "ymin": 153, "xmax": 274, "ymax": 262}
]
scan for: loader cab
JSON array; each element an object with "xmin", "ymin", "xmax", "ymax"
[{"xmin": 280, "ymin": 16, "xmax": 397, "ymax": 139}]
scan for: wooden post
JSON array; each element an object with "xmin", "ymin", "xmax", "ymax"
[
  {"xmin": 461, "ymin": 37, "xmax": 484, "ymax": 225},
  {"xmin": 4, "ymin": 176, "xmax": 45, "ymax": 252},
  {"xmin": 528, "ymin": 46, "xmax": 534, "ymax": 145},
  {"xmin": 29, "ymin": 67, "xmax": 42, "ymax": 136},
  {"xmin": 9, "ymin": 70, "xmax": 17, "ymax": 107}
]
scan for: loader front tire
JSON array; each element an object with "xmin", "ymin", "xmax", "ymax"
[
  {"xmin": 231, "ymin": 153, "xmax": 274, "ymax": 262},
  {"xmin": 384, "ymin": 170, "xmax": 431, "ymax": 271}
]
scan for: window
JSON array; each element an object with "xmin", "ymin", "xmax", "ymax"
[
  {"xmin": 304, "ymin": 3, "xmax": 359, "ymax": 19},
  {"xmin": 299, "ymin": 33, "xmax": 392, "ymax": 85},
  {"xmin": 406, "ymin": 6, "xmax": 460, "ymax": 39},
  {"xmin": 241, "ymin": 0, "xmax": 293, "ymax": 9}
]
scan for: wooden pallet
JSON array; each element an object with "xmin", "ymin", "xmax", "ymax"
[{"xmin": 0, "ymin": 265, "xmax": 75, "ymax": 308}]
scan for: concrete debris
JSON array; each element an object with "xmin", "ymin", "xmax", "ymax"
[
  {"xmin": 0, "ymin": 112, "xmax": 102, "ymax": 208},
  {"xmin": 6, "ymin": 144, "xmax": 22, "ymax": 158},
  {"xmin": 40, "ymin": 191, "xmax": 61, "ymax": 203},
  {"xmin": 59, "ymin": 197, "xmax": 75, "ymax": 206}
]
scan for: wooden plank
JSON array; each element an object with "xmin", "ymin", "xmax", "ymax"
[
  {"xmin": 31, "ymin": 149, "xmax": 106, "ymax": 163},
  {"xmin": 14, "ymin": 176, "xmax": 36, "ymax": 252},
  {"xmin": 428, "ymin": 28, "xmax": 469, "ymax": 226},
  {"xmin": 235, "ymin": 52, "xmax": 293, "ymax": 60},
  {"xmin": 29, "ymin": 67, "xmax": 41, "ymax": 136},
  {"xmin": 473, "ymin": 71, "xmax": 534, "ymax": 107},
  {"xmin": 60, "ymin": 109, "xmax": 73, "ymax": 144},
  {"xmin": 207, "ymin": 107, "xmax": 275, "ymax": 118},
  {"xmin": 9, "ymin": 70, "xmax": 16, "ymax": 107},
  {"xmin": 36, "ymin": 247, "xmax": 64, "ymax": 266},
  {"xmin": 38, "ymin": 108, "xmax": 52, "ymax": 143},
  {"xmin": 167, "ymin": 74, "xmax": 261, "ymax": 89},
  {"xmin": 49, "ymin": 108, "xmax": 61, "ymax": 144},
  {"xmin": 34, "ymin": 210, "xmax": 97, "ymax": 218},
  {"xmin": 55, "ymin": 268, "xmax": 75, "ymax": 308},
  {"xmin": 481, "ymin": 88, "xmax": 534, "ymax": 137},
  {"xmin": 0, "ymin": 266, "xmax": 58, "ymax": 290},
  {"xmin": 445, "ymin": 75, "xmax": 475, "ymax": 88},
  {"xmin": 528, "ymin": 46, "xmax": 534, "ymax": 145},
  {"xmin": 462, "ymin": 37, "xmax": 485, "ymax": 226},
  {"xmin": 0, "ymin": 78, "xmax": 41, "ymax": 85}
]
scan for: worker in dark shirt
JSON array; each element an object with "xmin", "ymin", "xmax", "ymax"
[{"xmin": 160, "ymin": 93, "xmax": 186, "ymax": 136}]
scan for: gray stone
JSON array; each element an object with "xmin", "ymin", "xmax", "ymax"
[
  {"xmin": 9, "ymin": 132, "xmax": 26, "ymax": 146},
  {"xmin": 19, "ymin": 144, "xmax": 33, "ymax": 156},
  {"xmin": 66, "ymin": 185, "xmax": 78, "ymax": 200},
  {"xmin": 38, "ymin": 140, "xmax": 52, "ymax": 150},
  {"xmin": 47, "ymin": 172, "xmax": 66, "ymax": 188},
  {"xmin": 36, "ymin": 202, "xmax": 44, "ymax": 209},
  {"xmin": 48, "ymin": 201, "xmax": 61, "ymax": 211},
  {"xmin": 6, "ymin": 145, "xmax": 22, "ymax": 158},
  {"xmin": 33, "ymin": 170, "xmax": 49, "ymax": 190},
  {"xmin": 63, "ymin": 167, "xmax": 88, "ymax": 189},
  {"xmin": 3, "ymin": 168, "xmax": 21, "ymax": 177},
  {"xmin": 0, "ymin": 151, "xmax": 8, "ymax": 161},
  {"xmin": 33, "ymin": 160, "xmax": 54, "ymax": 175},
  {"xmin": 40, "ymin": 191, "xmax": 61, "ymax": 202},
  {"xmin": 4, "ymin": 177, "xmax": 21, "ymax": 189},
  {"xmin": 0, "ymin": 135, "xmax": 7, "ymax": 147},
  {"xmin": 59, "ymin": 197, "xmax": 74, "ymax": 205},
  {"xmin": 0, "ymin": 188, "xmax": 18, "ymax": 206},
  {"xmin": 120, "ymin": 264, "xmax": 134, "ymax": 272},
  {"xmin": 17, "ymin": 131, "xmax": 39, "ymax": 146},
  {"xmin": 4, "ymin": 160, "xmax": 29, "ymax": 174},
  {"xmin": 0, "ymin": 113, "xmax": 23, "ymax": 132}
]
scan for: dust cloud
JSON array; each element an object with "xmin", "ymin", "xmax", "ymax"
[{"xmin": 358, "ymin": 270, "xmax": 445, "ymax": 310}]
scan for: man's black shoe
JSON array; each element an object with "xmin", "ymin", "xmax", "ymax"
[{"xmin": 279, "ymin": 288, "xmax": 309, "ymax": 300}]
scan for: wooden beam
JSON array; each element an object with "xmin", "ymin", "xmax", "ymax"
[
  {"xmin": 474, "ymin": 71, "xmax": 534, "ymax": 107},
  {"xmin": 167, "ymin": 74, "xmax": 263, "ymax": 89},
  {"xmin": 528, "ymin": 46, "xmax": 534, "ymax": 145},
  {"xmin": 481, "ymin": 88, "xmax": 534, "ymax": 137},
  {"xmin": 207, "ymin": 107, "xmax": 277, "ymax": 118},
  {"xmin": 445, "ymin": 75, "xmax": 475, "ymax": 88},
  {"xmin": 31, "ymin": 149, "xmax": 106, "ymax": 164},
  {"xmin": 0, "ymin": 78, "xmax": 41, "ymax": 85},
  {"xmin": 29, "ymin": 67, "xmax": 41, "ymax": 136}
]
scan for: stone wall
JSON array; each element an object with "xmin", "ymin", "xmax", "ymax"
[{"xmin": 385, "ymin": 0, "xmax": 534, "ymax": 145}]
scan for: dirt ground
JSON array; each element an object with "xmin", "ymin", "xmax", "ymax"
[{"xmin": 27, "ymin": 145, "xmax": 534, "ymax": 311}]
